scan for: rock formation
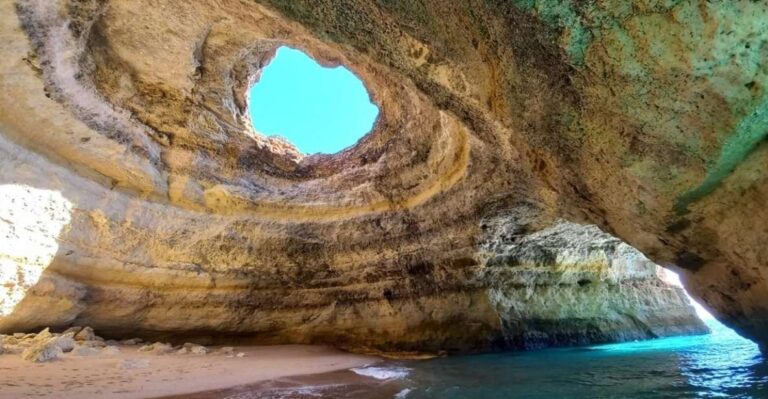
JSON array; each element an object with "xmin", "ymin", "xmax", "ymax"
[
  {"xmin": 481, "ymin": 218, "xmax": 706, "ymax": 349},
  {"xmin": 0, "ymin": 0, "xmax": 764, "ymax": 351},
  {"xmin": 0, "ymin": 325, "xmax": 232, "ymax": 362}
]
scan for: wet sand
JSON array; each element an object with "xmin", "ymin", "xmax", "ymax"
[
  {"xmin": 158, "ymin": 368, "xmax": 407, "ymax": 399},
  {"xmin": 0, "ymin": 344, "xmax": 379, "ymax": 399}
]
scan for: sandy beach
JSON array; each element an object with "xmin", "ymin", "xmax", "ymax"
[{"xmin": 0, "ymin": 344, "xmax": 380, "ymax": 399}]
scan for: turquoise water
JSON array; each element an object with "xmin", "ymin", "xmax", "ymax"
[
  {"xmin": 370, "ymin": 320, "xmax": 766, "ymax": 399},
  {"xmin": 248, "ymin": 47, "xmax": 379, "ymax": 154},
  {"xmin": 346, "ymin": 319, "xmax": 765, "ymax": 399},
  {"xmin": 198, "ymin": 319, "xmax": 766, "ymax": 399}
]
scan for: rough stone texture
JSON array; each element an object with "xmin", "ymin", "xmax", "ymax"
[
  {"xmin": 0, "ymin": 328, "xmax": 78, "ymax": 362},
  {"xmin": 480, "ymin": 218, "xmax": 707, "ymax": 349},
  {"xmin": 55, "ymin": 335, "xmax": 76, "ymax": 353},
  {"xmin": 179, "ymin": 343, "xmax": 210, "ymax": 355},
  {"xmin": 20, "ymin": 339, "xmax": 63, "ymax": 362},
  {"xmin": 0, "ymin": 0, "xmax": 762, "ymax": 351},
  {"xmin": 18, "ymin": 329, "xmax": 71, "ymax": 362},
  {"xmin": 73, "ymin": 326, "xmax": 97, "ymax": 342}
]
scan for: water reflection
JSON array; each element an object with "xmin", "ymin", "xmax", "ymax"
[
  {"xmin": 678, "ymin": 323, "xmax": 767, "ymax": 398},
  {"xmin": 347, "ymin": 319, "xmax": 767, "ymax": 399},
  {"xmin": 195, "ymin": 319, "xmax": 767, "ymax": 399},
  {"xmin": 181, "ymin": 273, "xmax": 767, "ymax": 399}
]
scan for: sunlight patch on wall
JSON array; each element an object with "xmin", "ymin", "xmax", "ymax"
[
  {"xmin": 0, "ymin": 184, "xmax": 72, "ymax": 316},
  {"xmin": 660, "ymin": 268, "xmax": 714, "ymax": 321}
]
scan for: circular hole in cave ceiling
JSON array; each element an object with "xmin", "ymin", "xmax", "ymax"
[{"xmin": 248, "ymin": 46, "xmax": 379, "ymax": 155}]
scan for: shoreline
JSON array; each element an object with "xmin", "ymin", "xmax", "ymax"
[
  {"xmin": 0, "ymin": 344, "xmax": 380, "ymax": 399},
  {"xmin": 155, "ymin": 367, "xmax": 408, "ymax": 399}
]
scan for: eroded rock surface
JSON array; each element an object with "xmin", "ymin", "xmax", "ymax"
[
  {"xmin": 0, "ymin": 326, "xmax": 215, "ymax": 361},
  {"xmin": 0, "ymin": 0, "xmax": 764, "ymax": 351},
  {"xmin": 480, "ymin": 218, "xmax": 707, "ymax": 349}
]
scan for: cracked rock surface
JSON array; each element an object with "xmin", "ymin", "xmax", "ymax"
[{"xmin": 0, "ymin": 0, "xmax": 764, "ymax": 352}]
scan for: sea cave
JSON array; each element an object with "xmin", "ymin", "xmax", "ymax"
[{"xmin": 1, "ymin": 1, "xmax": 767, "ymax": 398}]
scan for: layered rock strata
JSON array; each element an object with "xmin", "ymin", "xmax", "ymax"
[
  {"xmin": 480, "ymin": 218, "xmax": 707, "ymax": 349},
  {"xmin": 0, "ymin": 0, "xmax": 763, "ymax": 350}
]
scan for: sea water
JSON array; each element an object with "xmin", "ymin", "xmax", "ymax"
[
  {"xmin": 214, "ymin": 318, "xmax": 767, "ymax": 399},
  {"xmin": 349, "ymin": 319, "xmax": 767, "ymax": 399}
]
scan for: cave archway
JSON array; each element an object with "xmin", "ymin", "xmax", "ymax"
[{"xmin": 4, "ymin": 0, "xmax": 768, "ymax": 354}]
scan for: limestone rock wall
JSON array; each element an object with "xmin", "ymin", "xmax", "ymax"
[
  {"xmin": 0, "ymin": 0, "xmax": 763, "ymax": 351},
  {"xmin": 0, "ymin": 130, "xmax": 705, "ymax": 351},
  {"xmin": 480, "ymin": 217, "xmax": 707, "ymax": 349}
]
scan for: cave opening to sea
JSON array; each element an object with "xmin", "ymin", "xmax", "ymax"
[
  {"xmin": 247, "ymin": 46, "xmax": 379, "ymax": 155},
  {"xmin": 5, "ymin": 2, "xmax": 768, "ymax": 398},
  {"xmin": 271, "ymin": 256, "xmax": 765, "ymax": 399}
]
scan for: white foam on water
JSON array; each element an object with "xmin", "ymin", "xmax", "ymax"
[
  {"xmin": 350, "ymin": 366, "xmax": 411, "ymax": 380},
  {"xmin": 394, "ymin": 388, "xmax": 413, "ymax": 398},
  {"xmin": 227, "ymin": 384, "xmax": 336, "ymax": 399}
]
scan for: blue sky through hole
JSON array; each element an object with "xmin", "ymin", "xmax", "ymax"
[{"xmin": 248, "ymin": 47, "xmax": 379, "ymax": 154}]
